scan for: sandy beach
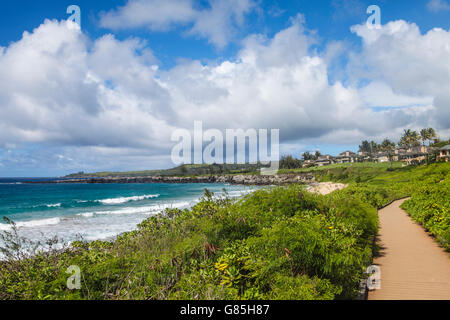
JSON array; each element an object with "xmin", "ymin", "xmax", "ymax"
[{"xmin": 308, "ymin": 182, "xmax": 348, "ymax": 195}]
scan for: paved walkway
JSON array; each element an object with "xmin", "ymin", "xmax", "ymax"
[{"xmin": 368, "ymin": 199, "xmax": 450, "ymax": 300}]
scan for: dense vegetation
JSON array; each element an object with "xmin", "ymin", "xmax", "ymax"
[
  {"xmin": 310, "ymin": 163, "xmax": 449, "ymax": 251},
  {"xmin": 401, "ymin": 178, "xmax": 449, "ymax": 251},
  {"xmin": 279, "ymin": 155, "xmax": 303, "ymax": 169},
  {"xmin": 0, "ymin": 163, "xmax": 448, "ymax": 300},
  {"xmin": 0, "ymin": 185, "xmax": 379, "ymax": 300}
]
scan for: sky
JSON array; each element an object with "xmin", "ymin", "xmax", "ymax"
[{"xmin": 0, "ymin": 0, "xmax": 449, "ymax": 176}]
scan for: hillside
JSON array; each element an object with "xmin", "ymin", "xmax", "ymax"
[{"xmin": 65, "ymin": 163, "xmax": 265, "ymax": 178}]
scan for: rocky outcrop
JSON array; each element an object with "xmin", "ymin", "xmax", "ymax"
[{"xmin": 27, "ymin": 174, "xmax": 316, "ymax": 186}]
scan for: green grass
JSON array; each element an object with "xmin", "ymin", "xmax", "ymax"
[
  {"xmin": 278, "ymin": 161, "xmax": 402, "ymax": 174},
  {"xmin": 68, "ymin": 161, "xmax": 404, "ymax": 179}
]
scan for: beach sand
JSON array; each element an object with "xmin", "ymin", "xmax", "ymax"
[{"xmin": 308, "ymin": 182, "xmax": 348, "ymax": 195}]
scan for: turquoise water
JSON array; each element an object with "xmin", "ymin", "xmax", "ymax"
[{"xmin": 0, "ymin": 179, "xmax": 256, "ymax": 243}]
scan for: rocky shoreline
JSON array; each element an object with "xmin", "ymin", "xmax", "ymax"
[{"xmin": 26, "ymin": 173, "xmax": 316, "ymax": 186}]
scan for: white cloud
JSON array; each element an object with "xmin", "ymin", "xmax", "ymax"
[
  {"xmin": 360, "ymin": 82, "xmax": 433, "ymax": 108},
  {"xmin": 0, "ymin": 16, "xmax": 447, "ymax": 174},
  {"xmin": 100, "ymin": 0, "xmax": 196, "ymax": 31},
  {"xmin": 0, "ymin": 20, "xmax": 176, "ymax": 153},
  {"xmin": 100, "ymin": 0, "xmax": 257, "ymax": 48},
  {"xmin": 351, "ymin": 20, "xmax": 450, "ymax": 129},
  {"xmin": 427, "ymin": 0, "xmax": 450, "ymax": 12},
  {"xmin": 160, "ymin": 16, "xmax": 385, "ymax": 143}
]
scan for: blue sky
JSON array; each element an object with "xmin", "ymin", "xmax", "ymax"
[
  {"xmin": 2, "ymin": 0, "xmax": 449, "ymax": 66},
  {"xmin": 0, "ymin": 0, "xmax": 449, "ymax": 176}
]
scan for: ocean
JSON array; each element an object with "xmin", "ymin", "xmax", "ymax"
[{"xmin": 0, "ymin": 178, "xmax": 257, "ymax": 246}]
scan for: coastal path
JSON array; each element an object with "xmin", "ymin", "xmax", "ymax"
[{"xmin": 368, "ymin": 199, "xmax": 450, "ymax": 300}]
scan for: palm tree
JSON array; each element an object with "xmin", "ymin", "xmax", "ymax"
[
  {"xmin": 302, "ymin": 152, "xmax": 313, "ymax": 161},
  {"xmin": 381, "ymin": 139, "xmax": 396, "ymax": 150},
  {"xmin": 423, "ymin": 128, "xmax": 438, "ymax": 163},
  {"xmin": 400, "ymin": 129, "xmax": 420, "ymax": 149},
  {"xmin": 359, "ymin": 140, "xmax": 371, "ymax": 153},
  {"xmin": 420, "ymin": 129, "xmax": 430, "ymax": 146},
  {"xmin": 381, "ymin": 139, "xmax": 396, "ymax": 167},
  {"xmin": 410, "ymin": 130, "xmax": 420, "ymax": 147},
  {"xmin": 427, "ymin": 128, "xmax": 437, "ymax": 145},
  {"xmin": 370, "ymin": 141, "xmax": 379, "ymax": 154}
]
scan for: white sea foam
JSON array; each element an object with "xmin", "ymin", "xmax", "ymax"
[
  {"xmin": 0, "ymin": 186, "xmax": 258, "ymax": 252},
  {"xmin": 77, "ymin": 212, "xmax": 94, "ymax": 218},
  {"xmin": 81, "ymin": 201, "xmax": 192, "ymax": 217},
  {"xmin": 0, "ymin": 224, "xmax": 10, "ymax": 231},
  {"xmin": 29, "ymin": 203, "xmax": 62, "ymax": 209},
  {"xmin": 45, "ymin": 203, "xmax": 61, "ymax": 208},
  {"xmin": 0, "ymin": 217, "xmax": 61, "ymax": 231},
  {"xmin": 97, "ymin": 194, "xmax": 160, "ymax": 205}
]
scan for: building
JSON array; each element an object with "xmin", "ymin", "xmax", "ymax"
[
  {"xmin": 407, "ymin": 146, "xmax": 431, "ymax": 154},
  {"xmin": 437, "ymin": 145, "xmax": 450, "ymax": 162},
  {"xmin": 302, "ymin": 159, "xmax": 315, "ymax": 168},
  {"xmin": 400, "ymin": 150, "xmax": 429, "ymax": 166},
  {"xmin": 315, "ymin": 155, "xmax": 334, "ymax": 167},
  {"xmin": 374, "ymin": 152, "xmax": 390, "ymax": 163},
  {"xmin": 300, "ymin": 143, "xmax": 446, "ymax": 168},
  {"xmin": 356, "ymin": 152, "xmax": 372, "ymax": 162},
  {"xmin": 336, "ymin": 151, "xmax": 357, "ymax": 164}
]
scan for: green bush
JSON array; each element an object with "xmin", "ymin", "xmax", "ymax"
[
  {"xmin": 0, "ymin": 185, "xmax": 378, "ymax": 300},
  {"xmin": 401, "ymin": 179, "xmax": 450, "ymax": 251}
]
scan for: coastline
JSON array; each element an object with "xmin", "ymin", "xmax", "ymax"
[
  {"xmin": 24, "ymin": 173, "xmax": 316, "ymax": 186},
  {"xmin": 0, "ymin": 178, "xmax": 347, "ymax": 251},
  {"xmin": 0, "ymin": 183, "xmax": 258, "ymax": 260}
]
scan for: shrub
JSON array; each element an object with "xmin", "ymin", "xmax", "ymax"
[{"xmin": 401, "ymin": 179, "xmax": 450, "ymax": 251}]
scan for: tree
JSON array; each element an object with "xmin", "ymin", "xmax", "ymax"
[
  {"xmin": 302, "ymin": 152, "xmax": 313, "ymax": 161},
  {"xmin": 370, "ymin": 141, "xmax": 380, "ymax": 154},
  {"xmin": 399, "ymin": 129, "xmax": 420, "ymax": 149},
  {"xmin": 359, "ymin": 140, "xmax": 371, "ymax": 153},
  {"xmin": 380, "ymin": 139, "xmax": 396, "ymax": 150},
  {"xmin": 421, "ymin": 128, "xmax": 437, "ymax": 163},
  {"xmin": 410, "ymin": 130, "xmax": 420, "ymax": 147},
  {"xmin": 314, "ymin": 151, "xmax": 322, "ymax": 160},
  {"xmin": 420, "ymin": 129, "xmax": 431, "ymax": 146},
  {"xmin": 427, "ymin": 128, "xmax": 437, "ymax": 145},
  {"xmin": 380, "ymin": 139, "xmax": 396, "ymax": 167},
  {"xmin": 280, "ymin": 155, "xmax": 303, "ymax": 169}
]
